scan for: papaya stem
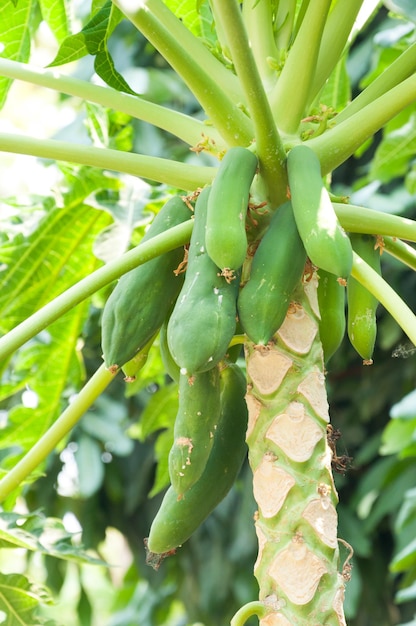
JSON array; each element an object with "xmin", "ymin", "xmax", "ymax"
[
  {"xmin": 309, "ymin": 73, "xmax": 416, "ymax": 175},
  {"xmin": 242, "ymin": 0, "xmax": 279, "ymax": 89},
  {"xmin": 383, "ymin": 237, "xmax": 416, "ymax": 271},
  {"xmin": 0, "ymin": 132, "xmax": 215, "ymax": 189},
  {"xmin": 334, "ymin": 202, "xmax": 416, "ymax": 242},
  {"xmin": 336, "ymin": 41, "xmax": 416, "ymax": 124},
  {"xmin": 0, "ymin": 364, "xmax": 116, "ymax": 503},
  {"xmin": 270, "ymin": 0, "xmax": 332, "ymax": 135},
  {"xmin": 113, "ymin": 0, "xmax": 254, "ymax": 146},
  {"xmin": 210, "ymin": 0, "xmax": 287, "ymax": 205},
  {"xmin": 308, "ymin": 0, "xmax": 364, "ymax": 105},
  {"xmin": 230, "ymin": 601, "xmax": 268, "ymax": 626},
  {"xmin": 0, "ymin": 221, "xmax": 193, "ymax": 361},
  {"xmin": 352, "ymin": 252, "xmax": 416, "ymax": 348},
  {"xmin": 0, "ymin": 58, "xmax": 225, "ymax": 150}
]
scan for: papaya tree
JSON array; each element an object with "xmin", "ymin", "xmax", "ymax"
[{"xmin": 0, "ymin": 0, "xmax": 416, "ymax": 624}]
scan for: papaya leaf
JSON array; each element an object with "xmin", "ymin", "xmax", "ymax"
[
  {"xmin": 0, "ymin": 571, "xmax": 54, "ymax": 626},
  {"xmin": 39, "ymin": 0, "xmax": 71, "ymax": 44},
  {"xmin": 48, "ymin": 0, "xmax": 135, "ymax": 95},
  {"xmin": 0, "ymin": 510, "xmax": 106, "ymax": 565},
  {"xmin": 164, "ymin": 0, "xmax": 215, "ymax": 43},
  {"xmin": 318, "ymin": 54, "xmax": 351, "ymax": 112},
  {"xmin": 0, "ymin": 302, "xmax": 90, "ymax": 465},
  {"xmin": 149, "ymin": 428, "xmax": 173, "ymax": 497},
  {"xmin": 0, "ymin": 0, "xmax": 34, "ymax": 109},
  {"xmin": 131, "ymin": 383, "xmax": 178, "ymax": 440},
  {"xmin": 0, "ymin": 198, "xmax": 111, "ymax": 333},
  {"xmin": 370, "ymin": 113, "xmax": 416, "ymax": 183}
]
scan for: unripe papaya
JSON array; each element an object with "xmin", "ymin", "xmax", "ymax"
[
  {"xmin": 101, "ymin": 196, "xmax": 191, "ymax": 370},
  {"xmin": 287, "ymin": 144, "xmax": 353, "ymax": 279},
  {"xmin": 147, "ymin": 363, "xmax": 248, "ymax": 554},
  {"xmin": 169, "ymin": 366, "xmax": 221, "ymax": 497},
  {"xmin": 167, "ymin": 187, "xmax": 240, "ymax": 375},
  {"xmin": 205, "ymin": 147, "xmax": 258, "ymax": 271},
  {"xmin": 237, "ymin": 201, "xmax": 306, "ymax": 345},
  {"xmin": 317, "ymin": 269, "xmax": 346, "ymax": 363},
  {"xmin": 347, "ymin": 234, "xmax": 381, "ymax": 364}
]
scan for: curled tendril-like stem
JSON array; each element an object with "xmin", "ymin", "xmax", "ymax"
[{"xmin": 230, "ymin": 601, "xmax": 268, "ymax": 626}]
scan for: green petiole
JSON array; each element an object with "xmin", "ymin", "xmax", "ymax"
[
  {"xmin": 242, "ymin": 0, "xmax": 279, "ymax": 89},
  {"xmin": 270, "ymin": 0, "xmax": 331, "ymax": 135},
  {"xmin": 0, "ymin": 58, "xmax": 225, "ymax": 150},
  {"xmin": 336, "ymin": 41, "xmax": 416, "ymax": 124},
  {"xmin": 308, "ymin": 0, "xmax": 365, "ymax": 105},
  {"xmin": 0, "ymin": 364, "xmax": 116, "ymax": 503},
  {"xmin": 352, "ymin": 251, "xmax": 416, "ymax": 348},
  {"xmin": 210, "ymin": 0, "xmax": 287, "ymax": 205},
  {"xmin": 383, "ymin": 237, "xmax": 416, "ymax": 271},
  {"xmin": 230, "ymin": 601, "xmax": 268, "ymax": 626},
  {"xmin": 310, "ymin": 73, "xmax": 416, "ymax": 175},
  {"xmin": 0, "ymin": 220, "xmax": 193, "ymax": 362},
  {"xmin": 0, "ymin": 132, "xmax": 215, "ymax": 190},
  {"xmin": 113, "ymin": 0, "xmax": 254, "ymax": 147},
  {"xmin": 334, "ymin": 203, "xmax": 416, "ymax": 242}
]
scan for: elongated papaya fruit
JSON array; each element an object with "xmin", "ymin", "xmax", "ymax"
[
  {"xmin": 167, "ymin": 187, "xmax": 240, "ymax": 375},
  {"xmin": 347, "ymin": 234, "xmax": 381, "ymax": 364},
  {"xmin": 147, "ymin": 363, "xmax": 248, "ymax": 554},
  {"xmin": 101, "ymin": 196, "xmax": 191, "ymax": 371},
  {"xmin": 169, "ymin": 366, "xmax": 221, "ymax": 497},
  {"xmin": 205, "ymin": 146, "xmax": 258, "ymax": 271},
  {"xmin": 237, "ymin": 201, "xmax": 307, "ymax": 345},
  {"xmin": 317, "ymin": 269, "xmax": 346, "ymax": 363},
  {"xmin": 159, "ymin": 318, "xmax": 180, "ymax": 383},
  {"xmin": 287, "ymin": 144, "xmax": 353, "ymax": 279}
]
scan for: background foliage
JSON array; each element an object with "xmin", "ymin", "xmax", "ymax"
[{"xmin": 0, "ymin": 1, "xmax": 416, "ymax": 625}]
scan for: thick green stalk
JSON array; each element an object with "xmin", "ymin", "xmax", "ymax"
[
  {"xmin": 383, "ymin": 237, "xmax": 416, "ymax": 271},
  {"xmin": 0, "ymin": 58, "xmax": 225, "ymax": 150},
  {"xmin": 336, "ymin": 41, "xmax": 416, "ymax": 124},
  {"xmin": 0, "ymin": 365, "xmax": 116, "ymax": 503},
  {"xmin": 113, "ymin": 0, "xmax": 254, "ymax": 146},
  {"xmin": 242, "ymin": 0, "xmax": 279, "ymax": 90},
  {"xmin": 308, "ymin": 0, "xmax": 365, "ymax": 105},
  {"xmin": 308, "ymin": 73, "xmax": 416, "ymax": 175},
  {"xmin": 334, "ymin": 203, "xmax": 416, "ymax": 241},
  {"xmin": 352, "ymin": 252, "xmax": 416, "ymax": 348},
  {"xmin": 210, "ymin": 0, "xmax": 287, "ymax": 205},
  {"xmin": 274, "ymin": 0, "xmax": 297, "ymax": 50},
  {"xmin": 0, "ymin": 220, "xmax": 193, "ymax": 362},
  {"xmin": 244, "ymin": 277, "xmax": 347, "ymax": 625},
  {"xmin": 0, "ymin": 132, "xmax": 215, "ymax": 189},
  {"xmin": 270, "ymin": 0, "xmax": 332, "ymax": 135}
]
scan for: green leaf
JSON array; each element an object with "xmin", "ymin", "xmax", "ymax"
[
  {"xmin": 149, "ymin": 428, "xmax": 173, "ymax": 497},
  {"xmin": 319, "ymin": 54, "xmax": 351, "ymax": 112},
  {"xmin": 0, "ymin": 572, "xmax": 52, "ymax": 626},
  {"xmin": 391, "ymin": 536, "xmax": 416, "ymax": 573},
  {"xmin": 0, "ymin": 0, "xmax": 34, "ymax": 109},
  {"xmin": 0, "ymin": 511, "xmax": 106, "ymax": 565},
  {"xmin": 39, "ymin": 0, "xmax": 71, "ymax": 44},
  {"xmin": 134, "ymin": 383, "xmax": 178, "ymax": 440},
  {"xmin": 164, "ymin": 0, "xmax": 215, "ymax": 41},
  {"xmin": 0, "ymin": 182, "xmax": 112, "ymax": 333},
  {"xmin": 380, "ymin": 418, "xmax": 416, "ymax": 456},
  {"xmin": 48, "ymin": 1, "xmax": 135, "ymax": 95},
  {"xmin": 370, "ymin": 113, "xmax": 416, "ymax": 183}
]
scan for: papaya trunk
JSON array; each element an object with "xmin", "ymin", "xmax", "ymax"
[{"xmin": 244, "ymin": 274, "xmax": 349, "ymax": 625}]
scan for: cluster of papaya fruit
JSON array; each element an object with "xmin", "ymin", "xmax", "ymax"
[{"xmin": 100, "ymin": 143, "xmax": 381, "ymax": 556}]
